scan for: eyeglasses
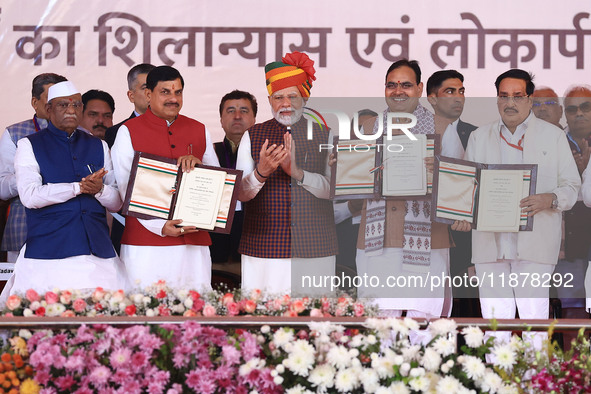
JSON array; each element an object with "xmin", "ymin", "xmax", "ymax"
[
  {"xmin": 385, "ymin": 82, "xmax": 415, "ymax": 90},
  {"xmin": 533, "ymin": 100, "xmax": 559, "ymax": 107},
  {"xmin": 53, "ymin": 101, "xmax": 83, "ymax": 111},
  {"xmin": 565, "ymin": 101, "xmax": 591, "ymax": 115},
  {"xmin": 497, "ymin": 95, "xmax": 529, "ymax": 103},
  {"xmin": 271, "ymin": 94, "xmax": 302, "ymax": 103}
]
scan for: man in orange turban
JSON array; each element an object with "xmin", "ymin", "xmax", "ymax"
[{"xmin": 236, "ymin": 52, "xmax": 337, "ymax": 295}]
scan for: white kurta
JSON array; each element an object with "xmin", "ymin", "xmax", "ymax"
[
  {"xmin": 235, "ymin": 130, "xmax": 335, "ymax": 295},
  {"xmin": 111, "ymin": 124, "xmax": 220, "ymax": 292},
  {"xmin": 7, "ymin": 135, "xmax": 128, "ymax": 295}
]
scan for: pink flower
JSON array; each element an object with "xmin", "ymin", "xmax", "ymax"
[
  {"xmin": 243, "ymin": 299, "xmax": 257, "ymax": 314},
  {"xmin": 89, "ymin": 365, "xmax": 110, "ymax": 386},
  {"xmin": 191, "ymin": 298, "xmax": 205, "ymax": 312},
  {"xmin": 25, "ymin": 289, "xmax": 40, "ymax": 302},
  {"xmin": 310, "ymin": 308, "xmax": 323, "ymax": 317},
  {"xmin": 111, "ymin": 289, "xmax": 125, "ymax": 302},
  {"xmin": 60, "ymin": 290, "xmax": 72, "ymax": 305},
  {"xmin": 335, "ymin": 306, "xmax": 346, "ymax": 316},
  {"xmin": 189, "ymin": 290, "xmax": 201, "ymax": 300},
  {"xmin": 283, "ymin": 310, "xmax": 298, "ymax": 317},
  {"xmin": 156, "ymin": 290, "xmax": 167, "ymax": 299},
  {"xmin": 61, "ymin": 310, "xmax": 75, "ymax": 317},
  {"xmin": 125, "ymin": 305, "xmax": 137, "ymax": 316},
  {"xmin": 289, "ymin": 300, "xmax": 305, "ymax": 314},
  {"xmin": 183, "ymin": 309, "xmax": 197, "ymax": 317},
  {"xmin": 202, "ymin": 304, "xmax": 216, "ymax": 317},
  {"xmin": 282, "ymin": 294, "xmax": 291, "ymax": 305},
  {"xmin": 158, "ymin": 305, "xmax": 171, "ymax": 316},
  {"xmin": 250, "ymin": 289, "xmax": 262, "ymax": 301},
  {"xmin": 226, "ymin": 302, "xmax": 239, "ymax": 316},
  {"xmin": 221, "ymin": 293, "xmax": 234, "ymax": 306},
  {"xmin": 45, "ymin": 291, "xmax": 58, "ymax": 304},
  {"xmin": 73, "ymin": 298, "xmax": 87, "ymax": 313},
  {"xmin": 110, "ymin": 347, "xmax": 131, "ymax": 369},
  {"xmin": 92, "ymin": 287, "xmax": 106, "ymax": 301},
  {"xmin": 353, "ymin": 302, "xmax": 365, "ymax": 317},
  {"xmin": 131, "ymin": 352, "xmax": 148, "ymax": 369},
  {"xmin": 5, "ymin": 295, "xmax": 21, "ymax": 310},
  {"xmin": 35, "ymin": 306, "xmax": 46, "ymax": 316}
]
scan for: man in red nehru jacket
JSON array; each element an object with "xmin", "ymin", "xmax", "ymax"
[
  {"xmin": 112, "ymin": 66, "xmax": 220, "ymax": 291},
  {"xmin": 236, "ymin": 51, "xmax": 337, "ymax": 295}
]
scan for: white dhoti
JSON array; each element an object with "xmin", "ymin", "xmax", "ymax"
[
  {"xmin": 241, "ymin": 255, "xmax": 336, "ymax": 296},
  {"xmin": 356, "ymin": 247, "xmax": 450, "ymax": 318},
  {"xmin": 8, "ymin": 244, "xmax": 129, "ymax": 295},
  {"xmin": 120, "ymin": 244, "xmax": 212, "ymax": 292}
]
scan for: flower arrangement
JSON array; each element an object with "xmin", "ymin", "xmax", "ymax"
[
  {"xmin": 4, "ymin": 318, "xmax": 591, "ymax": 392},
  {"xmin": 0, "ymin": 339, "xmax": 37, "ymax": 394},
  {"xmin": 1, "ymin": 280, "xmax": 375, "ymax": 318}
]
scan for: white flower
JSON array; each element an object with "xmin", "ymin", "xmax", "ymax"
[
  {"xmin": 400, "ymin": 362, "xmax": 411, "ymax": 376},
  {"xmin": 309, "ymin": 321, "xmax": 343, "ymax": 338},
  {"xmin": 260, "ymin": 325, "xmax": 270, "ymax": 334},
  {"xmin": 326, "ymin": 345, "xmax": 352, "ymax": 369},
  {"xmin": 498, "ymin": 383, "xmax": 519, "ymax": 394},
  {"xmin": 308, "ymin": 364, "xmax": 335, "ymax": 389},
  {"xmin": 275, "ymin": 364, "xmax": 285, "ymax": 374},
  {"xmin": 184, "ymin": 298, "xmax": 193, "ymax": 309},
  {"xmin": 461, "ymin": 355, "xmax": 485, "ymax": 380},
  {"xmin": 23, "ymin": 309, "xmax": 33, "ymax": 317},
  {"xmin": 409, "ymin": 367, "xmax": 425, "ymax": 378},
  {"xmin": 18, "ymin": 329, "xmax": 32, "ymax": 339},
  {"xmin": 421, "ymin": 348, "xmax": 441, "ymax": 371},
  {"xmin": 366, "ymin": 334, "xmax": 377, "ymax": 345},
  {"xmin": 461, "ymin": 326, "xmax": 484, "ymax": 348},
  {"xmin": 335, "ymin": 367, "xmax": 359, "ymax": 392},
  {"xmin": 429, "ymin": 319, "xmax": 457, "ymax": 337},
  {"xmin": 478, "ymin": 370, "xmax": 503, "ymax": 393},
  {"xmin": 408, "ymin": 376, "xmax": 430, "ymax": 392},
  {"xmin": 142, "ymin": 296, "xmax": 151, "ymax": 306},
  {"xmin": 360, "ymin": 368, "xmax": 379, "ymax": 393},
  {"xmin": 172, "ymin": 304, "xmax": 185, "ymax": 314},
  {"xmin": 146, "ymin": 309, "xmax": 155, "ymax": 317},
  {"xmin": 441, "ymin": 364, "xmax": 450, "ymax": 373},
  {"xmin": 350, "ymin": 334, "xmax": 364, "ymax": 348},
  {"xmin": 491, "ymin": 344, "xmax": 516, "ymax": 371},
  {"xmin": 30, "ymin": 301, "xmax": 40, "ymax": 311},
  {"xmin": 401, "ymin": 345, "xmax": 421, "ymax": 362},
  {"xmin": 273, "ymin": 376, "xmax": 284, "ymax": 385},
  {"xmin": 132, "ymin": 294, "xmax": 143, "ymax": 304},
  {"xmin": 273, "ymin": 328, "xmax": 295, "ymax": 349},
  {"xmin": 283, "ymin": 351, "xmax": 314, "ymax": 377},
  {"xmin": 175, "ymin": 289, "xmax": 188, "ymax": 300},
  {"xmin": 389, "ymin": 381, "xmax": 411, "ymax": 394},
  {"xmin": 46, "ymin": 303, "xmax": 66, "ymax": 317},
  {"xmin": 436, "ymin": 376, "xmax": 462, "ymax": 393},
  {"xmin": 285, "ymin": 385, "xmax": 312, "ymax": 394},
  {"xmin": 432, "ymin": 337, "xmax": 456, "ymax": 357}
]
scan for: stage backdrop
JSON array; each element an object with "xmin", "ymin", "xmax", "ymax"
[{"xmin": 0, "ymin": 0, "xmax": 590, "ymax": 140}]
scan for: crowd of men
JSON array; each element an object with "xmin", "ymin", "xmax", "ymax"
[{"xmin": 1, "ymin": 52, "xmax": 591, "ymax": 344}]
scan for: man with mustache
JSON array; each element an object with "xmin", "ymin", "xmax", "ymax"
[
  {"xmin": 355, "ymin": 60, "xmax": 466, "ymax": 319},
  {"xmin": 112, "ymin": 65, "xmax": 220, "ymax": 291},
  {"xmin": 464, "ymin": 69, "xmax": 580, "ymax": 347},
  {"xmin": 80, "ymin": 90, "xmax": 115, "ymax": 140},
  {"xmin": 8, "ymin": 80, "xmax": 127, "ymax": 293},
  {"xmin": 236, "ymin": 51, "xmax": 337, "ymax": 294}
]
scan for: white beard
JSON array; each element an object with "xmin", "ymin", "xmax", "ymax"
[{"xmin": 272, "ymin": 106, "xmax": 304, "ymax": 126}]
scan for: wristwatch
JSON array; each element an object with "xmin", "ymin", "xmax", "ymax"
[
  {"xmin": 296, "ymin": 172, "xmax": 305, "ymax": 186},
  {"xmin": 551, "ymin": 194, "xmax": 558, "ymax": 209}
]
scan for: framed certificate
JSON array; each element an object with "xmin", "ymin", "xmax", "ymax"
[
  {"xmin": 121, "ymin": 152, "xmax": 242, "ymax": 234},
  {"xmin": 380, "ymin": 134, "xmax": 440, "ymax": 200},
  {"xmin": 432, "ymin": 156, "xmax": 537, "ymax": 231},
  {"xmin": 329, "ymin": 136, "xmax": 381, "ymax": 200}
]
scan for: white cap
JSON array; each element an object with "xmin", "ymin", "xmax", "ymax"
[{"xmin": 47, "ymin": 81, "xmax": 79, "ymax": 101}]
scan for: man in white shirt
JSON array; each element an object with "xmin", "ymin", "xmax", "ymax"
[{"xmin": 465, "ymin": 69, "xmax": 580, "ymax": 345}]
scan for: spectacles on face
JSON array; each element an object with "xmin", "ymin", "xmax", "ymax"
[
  {"xmin": 565, "ymin": 101, "xmax": 591, "ymax": 115},
  {"xmin": 271, "ymin": 94, "xmax": 302, "ymax": 103},
  {"xmin": 497, "ymin": 95, "xmax": 529, "ymax": 103},
  {"xmin": 53, "ymin": 101, "xmax": 83, "ymax": 111},
  {"xmin": 385, "ymin": 82, "xmax": 415, "ymax": 90},
  {"xmin": 533, "ymin": 100, "xmax": 558, "ymax": 107}
]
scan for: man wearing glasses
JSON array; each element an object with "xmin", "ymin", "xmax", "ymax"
[
  {"xmin": 236, "ymin": 51, "xmax": 337, "ymax": 295},
  {"xmin": 8, "ymin": 80, "xmax": 127, "ymax": 294},
  {"xmin": 464, "ymin": 69, "xmax": 580, "ymax": 347},
  {"xmin": 531, "ymin": 87, "xmax": 563, "ymax": 129}
]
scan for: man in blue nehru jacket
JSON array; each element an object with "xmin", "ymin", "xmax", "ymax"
[{"xmin": 8, "ymin": 80, "xmax": 128, "ymax": 294}]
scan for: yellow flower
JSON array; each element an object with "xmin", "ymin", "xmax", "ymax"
[
  {"xmin": 20, "ymin": 378, "xmax": 40, "ymax": 394},
  {"xmin": 9, "ymin": 337, "xmax": 28, "ymax": 357}
]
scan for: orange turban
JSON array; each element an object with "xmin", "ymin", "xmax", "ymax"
[{"xmin": 265, "ymin": 51, "xmax": 316, "ymax": 97}]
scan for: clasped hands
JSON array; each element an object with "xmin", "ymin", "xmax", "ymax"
[{"xmin": 255, "ymin": 132, "xmax": 303, "ymax": 182}]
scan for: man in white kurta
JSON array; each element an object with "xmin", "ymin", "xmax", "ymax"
[
  {"xmin": 465, "ymin": 69, "xmax": 580, "ymax": 345},
  {"xmin": 10, "ymin": 81, "xmax": 128, "ymax": 294},
  {"xmin": 112, "ymin": 66, "xmax": 219, "ymax": 291}
]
